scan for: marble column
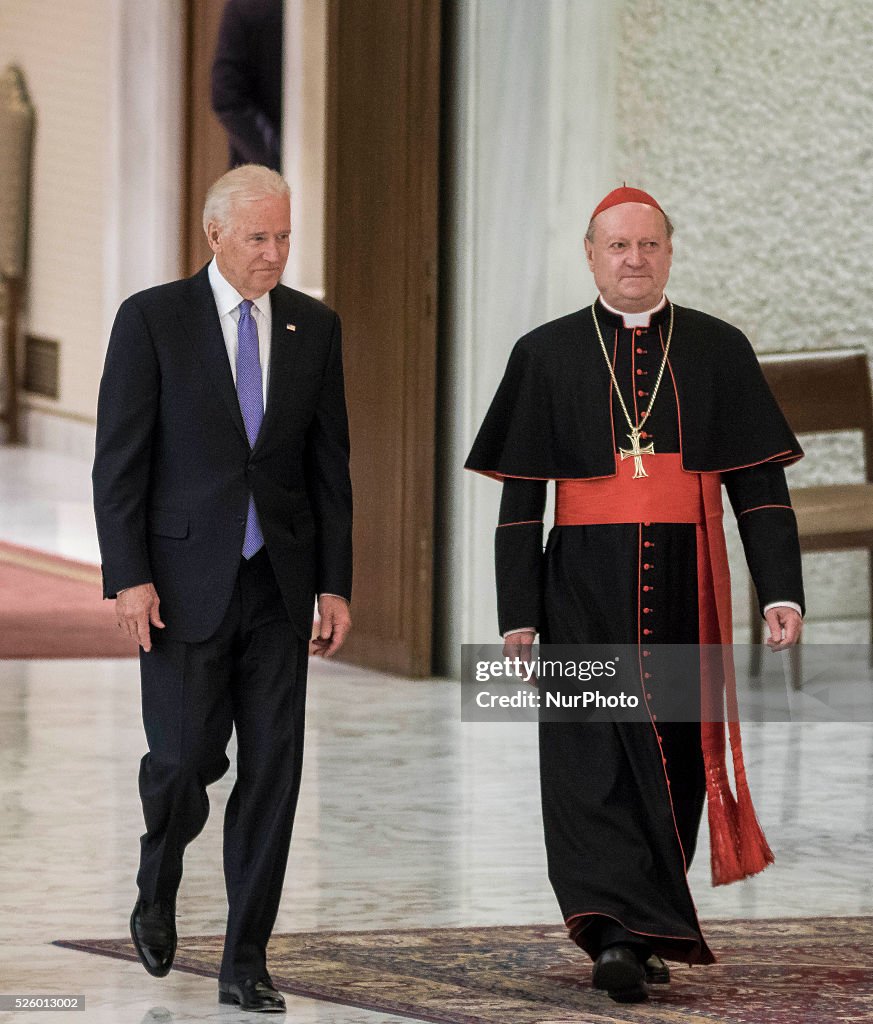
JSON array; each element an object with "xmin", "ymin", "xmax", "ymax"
[
  {"xmin": 283, "ymin": 0, "xmax": 328, "ymax": 300},
  {"xmin": 437, "ymin": 0, "xmax": 620, "ymax": 674}
]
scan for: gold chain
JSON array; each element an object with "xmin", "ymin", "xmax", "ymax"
[{"xmin": 590, "ymin": 299, "xmax": 674, "ymax": 435}]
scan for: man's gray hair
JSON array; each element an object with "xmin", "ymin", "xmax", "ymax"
[
  {"xmin": 585, "ymin": 209, "xmax": 674, "ymax": 244},
  {"xmin": 202, "ymin": 164, "xmax": 290, "ymax": 233}
]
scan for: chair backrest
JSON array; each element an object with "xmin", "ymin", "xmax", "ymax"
[{"xmin": 757, "ymin": 349, "xmax": 873, "ymax": 480}]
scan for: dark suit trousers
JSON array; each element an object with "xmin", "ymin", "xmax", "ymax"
[{"xmin": 136, "ymin": 548, "xmax": 307, "ymax": 983}]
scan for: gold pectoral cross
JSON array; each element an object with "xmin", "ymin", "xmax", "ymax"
[{"xmin": 620, "ymin": 428, "xmax": 655, "ymax": 479}]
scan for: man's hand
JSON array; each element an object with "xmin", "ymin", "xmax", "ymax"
[
  {"xmin": 764, "ymin": 606, "xmax": 803, "ymax": 652},
  {"xmin": 311, "ymin": 595, "xmax": 351, "ymax": 657},
  {"xmin": 503, "ymin": 628, "xmax": 536, "ymax": 674},
  {"xmin": 116, "ymin": 583, "xmax": 164, "ymax": 652}
]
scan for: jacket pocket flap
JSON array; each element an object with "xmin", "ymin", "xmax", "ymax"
[{"xmin": 149, "ymin": 508, "xmax": 189, "ymax": 539}]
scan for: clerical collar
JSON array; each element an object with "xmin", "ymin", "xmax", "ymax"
[{"xmin": 598, "ymin": 294, "xmax": 667, "ymax": 329}]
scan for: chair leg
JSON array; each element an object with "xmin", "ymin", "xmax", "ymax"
[
  {"xmin": 749, "ymin": 576, "xmax": 763, "ymax": 680},
  {"xmin": 789, "ymin": 641, "xmax": 803, "ymax": 691},
  {"xmin": 869, "ymin": 548, "xmax": 873, "ymax": 670}
]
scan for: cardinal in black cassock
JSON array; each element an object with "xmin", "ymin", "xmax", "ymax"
[{"xmin": 465, "ymin": 187, "xmax": 805, "ymax": 1003}]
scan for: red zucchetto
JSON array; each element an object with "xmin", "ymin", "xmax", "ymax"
[{"xmin": 591, "ymin": 186, "xmax": 664, "ymax": 221}]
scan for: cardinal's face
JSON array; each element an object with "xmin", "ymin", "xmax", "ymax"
[{"xmin": 585, "ymin": 203, "xmax": 672, "ymax": 313}]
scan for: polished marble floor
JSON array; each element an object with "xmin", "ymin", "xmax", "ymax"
[{"xmin": 1, "ymin": 445, "xmax": 871, "ymax": 1024}]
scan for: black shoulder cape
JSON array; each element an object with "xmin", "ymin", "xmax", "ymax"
[{"xmin": 465, "ymin": 302, "xmax": 802, "ymax": 479}]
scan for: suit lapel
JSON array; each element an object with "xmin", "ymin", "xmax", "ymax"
[{"xmin": 179, "ymin": 266, "xmax": 248, "ymax": 445}]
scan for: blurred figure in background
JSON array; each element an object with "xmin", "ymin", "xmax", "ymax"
[{"xmin": 212, "ymin": 0, "xmax": 283, "ymax": 170}]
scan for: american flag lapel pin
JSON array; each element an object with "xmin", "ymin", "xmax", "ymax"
[{"xmin": 286, "ymin": 323, "xmax": 296, "ymax": 332}]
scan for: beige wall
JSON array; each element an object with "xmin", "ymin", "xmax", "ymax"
[
  {"xmin": 1, "ymin": 0, "xmax": 183, "ymax": 454},
  {"xmin": 0, "ymin": 0, "xmax": 113, "ymax": 424}
]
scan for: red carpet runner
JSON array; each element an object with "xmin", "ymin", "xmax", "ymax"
[{"xmin": 0, "ymin": 541, "xmax": 136, "ymax": 659}]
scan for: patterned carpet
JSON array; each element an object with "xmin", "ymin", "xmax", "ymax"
[
  {"xmin": 56, "ymin": 917, "xmax": 873, "ymax": 1023},
  {"xmin": 0, "ymin": 541, "xmax": 136, "ymax": 659}
]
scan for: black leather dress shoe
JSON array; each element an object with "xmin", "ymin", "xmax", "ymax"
[
  {"xmin": 130, "ymin": 899, "xmax": 176, "ymax": 978},
  {"xmin": 645, "ymin": 953, "xmax": 670, "ymax": 984},
  {"xmin": 591, "ymin": 944, "xmax": 648, "ymax": 1003},
  {"xmin": 218, "ymin": 979, "xmax": 286, "ymax": 1013}
]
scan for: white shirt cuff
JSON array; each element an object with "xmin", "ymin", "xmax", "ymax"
[
  {"xmin": 502, "ymin": 627, "xmax": 537, "ymax": 639},
  {"xmin": 762, "ymin": 601, "xmax": 802, "ymax": 618}
]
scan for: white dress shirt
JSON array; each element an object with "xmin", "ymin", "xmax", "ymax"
[
  {"xmin": 205, "ymin": 258, "xmax": 347, "ymax": 608},
  {"xmin": 208, "ymin": 257, "xmax": 272, "ymax": 407}
]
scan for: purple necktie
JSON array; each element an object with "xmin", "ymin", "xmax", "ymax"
[{"xmin": 236, "ymin": 299, "xmax": 265, "ymax": 559}]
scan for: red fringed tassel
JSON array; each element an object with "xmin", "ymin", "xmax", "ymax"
[
  {"xmin": 697, "ymin": 480, "xmax": 775, "ymax": 886},
  {"xmin": 702, "ymin": 718, "xmax": 775, "ymax": 885},
  {"xmin": 702, "ymin": 720, "xmax": 743, "ymax": 886},
  {"xmin": 704, "ymin": 777, "xmax": 743, "ymax": 884},
  {"xmin": 736, "ymin": 781, "xmax": 775, "ymax": 875},
  {"xmin": 730, "ymin": 722, "xmax": 775, "ymax": 877}
]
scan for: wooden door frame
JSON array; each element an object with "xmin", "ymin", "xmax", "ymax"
[{"xmin": 324, "ymin": 0, "xmax": 441, "ymax": 677}]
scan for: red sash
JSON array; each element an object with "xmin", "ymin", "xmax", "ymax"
[{"xmin": 555, "ymin": 453, "xmax": 773, "ymax": 886}]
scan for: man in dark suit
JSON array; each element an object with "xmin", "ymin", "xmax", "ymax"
[
  {"xmin": 212, "ymin": 0, "xmax": 283, "ymax": 170},
  {"xmin": 93, "ymin": 164, "xmax": 352, "ymax": 1013}
]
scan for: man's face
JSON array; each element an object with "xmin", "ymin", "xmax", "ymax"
[
  {"xmin": 207, "ymin": 193, "xmax": 291, "ymax": 299},
  {"xmin": 584, "ymin": 202, "xmax": 672, "ymax": 313}
]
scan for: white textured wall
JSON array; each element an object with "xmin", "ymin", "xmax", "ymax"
[{"xmin": 614, "ymin": 0, "xmax": 873, "ymax": 627}]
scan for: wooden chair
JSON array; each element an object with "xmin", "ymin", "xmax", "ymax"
[{"xmin": 749, "ymin": 349, "xmax": 873, "ymax": 684}]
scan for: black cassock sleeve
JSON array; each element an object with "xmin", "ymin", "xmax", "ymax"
[
  {"xmin": 722, "ymin": 463, "xmax": 805, "ymax": 617},
  {"xmin": 496, "ymin": 478, "xmax": 547, "ymax": 635}
]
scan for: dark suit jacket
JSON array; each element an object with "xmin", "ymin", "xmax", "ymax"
[
  {"xmin": 92, "ymin": 265, "xmax": 352, "ymax": 643},
  {"xmin": 211, "ymin": 0, "xmax": 283, "ymax": 170}
]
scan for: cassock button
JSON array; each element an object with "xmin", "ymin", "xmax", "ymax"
[
  {"xmin": 642, "ymin": 585, "xmax": 651, "ymax": 592},
  {"xmin": 643, "ymin": 607, "xmax": 651, "ymax": 614},
  {"xmin": 644, "ymin": 541, "xmax": 652, "ymax": 547},
  {"xmin": 644, "ymin": 628, "xmax": 652, "ymax": 635},
  {"xmin": 644, "ymin": 521, "xmax": 651, "ymax": 526},
  {"xmin": 645, "ymin": 672, "xmax": 652, "ymax": 679},
  {"xmin": 636, "ymin": 368, "xmax": 645, "ymax": 376},
  {"xmin": 643, "ymin": 650, "xmax": 651, "ymax": 657},
  {"xmin": 635, "ymin": 329, "xmax": 644, "ymax": 336},
  {"xmin": 644, "ymin": 563, "xmax": 652, "ymax": 570},
  {"xmin": 637, "ymin": 389, "xmax": 647, "ymax": 397},
  {"xmin": 636, "ymin": 347, "xmax": 645, "ymax": 354},
  {"xmin": 647, "ymin": 692, "xmax": 653, "ymax": 700}
]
